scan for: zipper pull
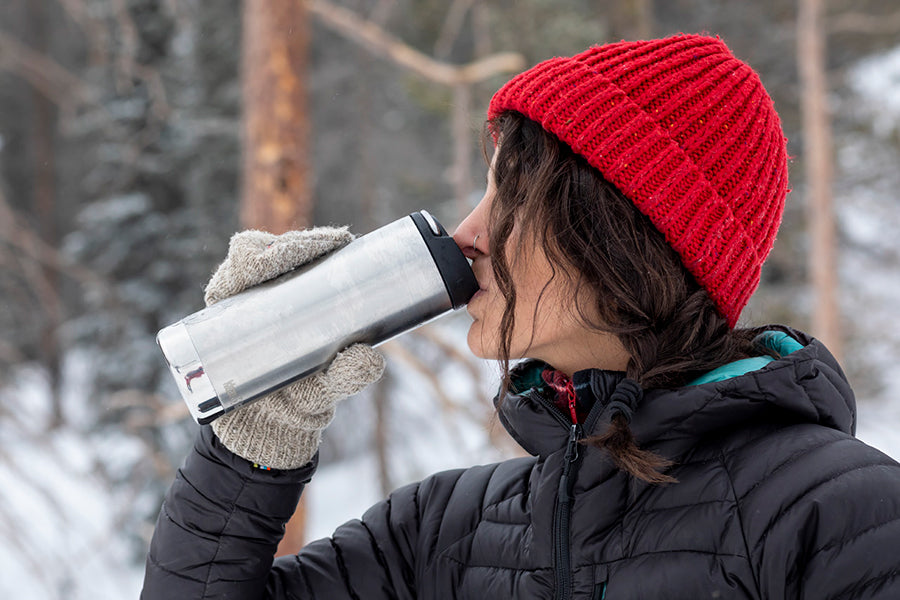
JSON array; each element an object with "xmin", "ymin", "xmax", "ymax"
[
  {"xmin": 564, "ymin": 423, "xmax": 582, "ymax": 463},
  {"xmin": 558, "ymin": 423, "xmax": 582, "ymax": 500}
]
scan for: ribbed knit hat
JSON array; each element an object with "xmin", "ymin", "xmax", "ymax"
[{"xmin": 488, "ymin": 34, "xmax": 789, "ymax": 327}]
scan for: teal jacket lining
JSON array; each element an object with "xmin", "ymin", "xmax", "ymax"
[{"xmin": 687, "ymin": 330, "xmax": 804, "ymax": 386}]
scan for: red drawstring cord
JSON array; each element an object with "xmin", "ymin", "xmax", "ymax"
[
  {"xmin": 564, "ymin": 379, "xmax": 578, "ymax": 424},
  {"xmin": 542, "ymin": 368, "xmax": 580, "ymax": 424}
]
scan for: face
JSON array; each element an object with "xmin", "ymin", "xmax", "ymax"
[{"xmin": 452, "ymin": 155, "xmax": 630, "ymax": 377}]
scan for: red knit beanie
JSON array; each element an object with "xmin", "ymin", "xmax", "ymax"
[{"xmin": 488, "ymin": 34, "xmax": 789, "ymax": 327}]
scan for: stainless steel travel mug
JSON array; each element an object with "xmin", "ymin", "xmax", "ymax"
[{"xmin": 157, "ymin": 210, "xmax": 478, "ymax": 424}]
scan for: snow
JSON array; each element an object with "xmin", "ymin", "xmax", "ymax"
[
  {"xmin": 0, "ymin": 359, "xmax": 145, "ymax": 600},
  {"xmin": 836, "ymin": 44, "xmax": 900, "ymax": 410},
  {"xmin": 858, "ymin": 405, "xmax": 900, "ymax": 461},
  {"xmin": 849, "ymin": 44, "xmax": 900, "ymax": 135},
  {"xmin": 75, "ymin": 193, "xmax": 152, "ymax": 228},
  {"xmin": 306, "ymin": 454, "xmax": 383, "ymax": 541}
]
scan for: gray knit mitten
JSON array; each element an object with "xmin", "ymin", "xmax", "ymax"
[{"xmin": 204, "ymin": 228, "xmax": 385, "ymax": 470}]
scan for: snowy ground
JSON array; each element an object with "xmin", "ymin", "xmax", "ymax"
[
  {"xmin": 0, "ymin": 362, "xmax": 146, "ymax": 600},
  {"xmin": 857, "ymin": 404, "xmax": 900, "ymax": 461}
]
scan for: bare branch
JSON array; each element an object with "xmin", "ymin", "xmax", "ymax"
[
  {"xmin": 0, "ymin": 337, "xmax": 25, "ymax": 364},
  {"xmin": 305, "ymin": 0, "xmax": 522, "ymax": 213},
  {"xmin": 413, "ymin": 325, "xmax": 485, "ymax": 393},
  {"xmin": 0, "ymin": 190, "xmax": 63, "ymax": 324},
  {"xmin": 406, "ymin": 327, "xmax": 525, "ymax": 457},
  {"xmin": 472, "ymin": 2, "xmax": 493, "ymax": 57},
  {"xmin": 106, "ymin": 389, "xmax": 190, "ymax": 429},
  {"xmin": 0, "ymin": 189, "xmax": 117, "ymax": 303},
  {"xmin": 381, "ymin": 336, "xmax": 492, "ymax": 430},
  {"xmin": 829, "ymin": 10, "xmax": 900, "ymax": 34},
  {"xmin": 135, "ymin": 63, "xmax": 172, "ymax": 120},
  {"xmin": 56, "ymin": 0, "xmax": 110, "ymax": 63},
  {"xmin": 381, "ymin": 340, "xmax": 462, "ymax": 416},
  {"xmin": 434, "ymin": 0, "xmax": 476, "ymax": 60},
  {"xmin": 306, "ymin": 0, "xmax": 525, "ymax": 85},
  {"xmin": 369, "ymin": 0, "xmax": 396, "ymax": 27},
  {"xmin": 0, "ymin": 30, "xmax": 102, "ymax": 110},
  {"xmin": 109, "ymin": 0, "xmax": 140, "ymax": 91},
  {"xmin": 0, "ymin": 513, "xmax": 57, "ymax": 597}
]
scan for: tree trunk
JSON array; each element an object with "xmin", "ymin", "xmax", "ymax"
[
  {"xmin": 634, "ymin": 0, "xmax": 654, "ymax": 39},
  {"xmin": 242, "ymin": 0, "xmax": 312, "ymax": 233},
  {"xmin": 452, "ymin": 82, "xmax": 473, "ymax": 223},
  {"xmin": 798, "ymin": 0, "xmax": 841, "ymax": 360},
  {"xmin": 241, "ymin": 0, "xmax": 312, "ymax": 556},
  {"xmin": 373, "ymin": 370, "xmax": 393, "ymax": 497},
  {"xmin": 28, "ymin": 0, "xmax": 64, "ymax": 428}
]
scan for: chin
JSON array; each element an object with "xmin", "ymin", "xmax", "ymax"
[{"xmin": 466, "ymin": 321, "xmax": 500, "ymax": 360}]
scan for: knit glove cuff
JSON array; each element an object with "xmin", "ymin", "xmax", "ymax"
[
  {"xmin": 211, "ymin": 344, "xmax": 384, "ymax": 469},
  {"xmin": 204, "ymin": 227, "xmax": 385, "ymax": 470}
]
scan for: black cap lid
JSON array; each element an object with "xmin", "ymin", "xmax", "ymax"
[{"xmin": 409, "ymin": 211, "xmax": 479, "ymax": 309}]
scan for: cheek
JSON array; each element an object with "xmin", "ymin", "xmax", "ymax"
[{"xmin": 507, "ymin": 262, "xmax": 578, "ymax": 353}]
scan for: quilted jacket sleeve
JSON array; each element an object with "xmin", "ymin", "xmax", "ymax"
[
  {"xmin": 141, "ymin": 426, "xmax": 425, "ymax": 599},
  {"xmin": 265, "ymin": 480, "xmax": 423, "ymax": 599},
  {"xmin": 744, "ymin": 427, "xmax": 900, "ymax": 599}
]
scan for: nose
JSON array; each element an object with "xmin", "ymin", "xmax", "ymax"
[{"xmin": 453, "ymin": 195, "xmax": 489, "ymax": 259}]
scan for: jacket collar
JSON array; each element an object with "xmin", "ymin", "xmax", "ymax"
[
  {"xmin": 495, "ymin": 326, "xmax": 856, "ymax": 459},
  {"xmin": 495, "ymin": 364, "xmax": 627, "ymax": 458}
]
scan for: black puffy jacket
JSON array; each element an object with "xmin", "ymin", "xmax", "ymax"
[{"xmin": 142, "ymin": 327, "xmax": 900, "ymax": 599}]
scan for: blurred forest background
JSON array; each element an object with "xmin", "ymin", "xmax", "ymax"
[{"xmin": 1, "ymin": 0, "xmax": 900, "ymax": 597}]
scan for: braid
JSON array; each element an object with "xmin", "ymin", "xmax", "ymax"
[
  {"xmin": 583, "ymin": 378, "xmax": 676, "ymax": 484},
  {"xmin": 585, "ymin": 414, "xmax": 676, "ymax": 485}
]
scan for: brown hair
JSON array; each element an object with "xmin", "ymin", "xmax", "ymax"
[{"xmin": 486, "ymin": 111, "xmax": 762, "ymax": 484}]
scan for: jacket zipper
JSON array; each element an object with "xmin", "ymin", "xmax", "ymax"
[
  {"xmin": 555, "ymin": 421, "xmax": 583, "ymax": 600},
  {"xmin": 528, "ymin": 389, "xmax": 584, "ymax": 600}
]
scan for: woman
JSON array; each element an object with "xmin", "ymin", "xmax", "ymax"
[{"xmin": 142, "ymin": 35, "xmax": 900, "ymax": 599}]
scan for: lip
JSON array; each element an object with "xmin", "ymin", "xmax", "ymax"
[
  {"xmin": 470, "ymin": 263, "xmax": 490, "ymax": 291},
  {"xmin": 466, "ymin": 288, "xmax": 486, "ymax": 314}
]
